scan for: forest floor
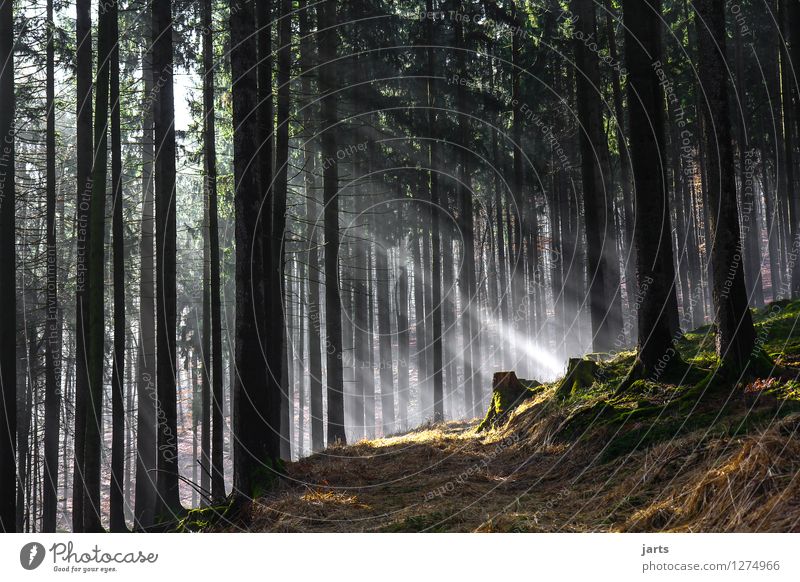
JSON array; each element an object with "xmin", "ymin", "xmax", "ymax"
[{"xmin": 233, "ymin": 301, "xmax": 800, "ymax": 532}]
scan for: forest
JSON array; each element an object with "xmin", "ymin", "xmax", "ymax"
[{"xmin": 2, "ymin": 0, "xmax": 800, "ymax": 534}]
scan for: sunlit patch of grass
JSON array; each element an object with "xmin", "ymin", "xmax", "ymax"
[{"xmin": 300, "ymin": 489, "xmax": 369, "ymax": 509}]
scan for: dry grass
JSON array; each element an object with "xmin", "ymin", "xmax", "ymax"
[
  {"xmin": 621, "ymin": 415, "xmax": 800, "ymax": 532},
  {"xmin": 226, "ymin": 393, "xmax": 800, "ymax": 533}
]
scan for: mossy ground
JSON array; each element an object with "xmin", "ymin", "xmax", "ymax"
[{"xmin": 222, "ymin": 301, "xmax": 800, "ymax": 532}]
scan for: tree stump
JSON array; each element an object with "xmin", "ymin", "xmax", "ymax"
[
  {"xmin": 555, "ymin": 358, "xmax": 598, "ymax": 400},
  {"xmin": 477, "ymin": 371, "xmax": 539, "ymax": 432}
]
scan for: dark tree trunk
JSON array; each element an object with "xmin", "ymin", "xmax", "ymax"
[
  {"xmin": 109, "ymin": 0, "xmax": 126, "ymax": 532},
  {"xmin": 230, "ymin": 0, "xmax": 281, "ymax": 498},
  {"xmin": 779, "ymin": 0, "xmax": 799, "ymax": 296},
  {"xmin": 604, "ymin": 0, "xmax": 636, "ymax": 328},
  {"xmin": 42, "ymin": 0, "xmax": 60, "ymax": 534},
  {"xmin": 0, "ymin": 0, "xmax": 14, "ymax": 533},
  {"xmin": 621, "ymin": 0, "xmax": 677, "ymax": 380},
  {"xmin": 275, "ymin": 0, "xmax": 291, "ymax": 461},
  {"xmin": 201, "ymin": 0, "xmax": 225, "ymax": 502},
  {"xmin": 572, "ymin": 0, "xmax": 616, "ymax": 353},
  {"xmin": 733, "ymin": 21, "xmax": 764, "ymax": 308},
  {"xmin": 17, "ymin": 323, "xmax": 33, "ymax": 531},
  {"xmin": 300, "ymin": 0, "xmax": 324, "ymax": 453},
  {"xmin": 411, "ymin": 222, "xmax": 428, "ymax": 422},
  {"xmin": 695, "ymin": 0, "xmax": 756, "ymax": 370},
  {"xmin": 135, "ymin": 28, "xmax": 157, "ymax": 529},
  {"xmin": 454, "ymin": 2, "xmax": 477, "ymax": 416},
  {"xmin": 318, "ymin": 0, "xmax": 347, "ymax": 444},
  {"xmin": 72, "ymin": 0, "xmax": 92, "ymax": 533},
  {"xmin": 152, "ymin": 0, "xmax": 182, "ymax": 519},
  {"xmin": 83, "ymin": 0, "xmax": 113, "ymax": 532},
  {"xmin": 425, "ymin": 0, "xmax": 443, "ymax": 422}
]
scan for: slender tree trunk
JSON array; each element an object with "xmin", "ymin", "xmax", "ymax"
[
  {"xmin": 200, "ymin": 0, "xmax": 225, "ymax": 502},
  {"xmin": 72, "ymin": 0, "xmax": 92, "ymax": 533},
  {"xmin": 353, "ymin": 203, "xmax": 368, "ymax": 440},
  {"xmin": 695, "ymin": 0, "xmax": 756, "ymax": 369},
  {"xmin": 454, "ymin": 2, "xmax": 476, "ymax": 416},
  {"xmin": 425, "ymin": 0, "xmax": 443, "ymax": 421},
  {"xmin": 42, "ymin": 0, "xmax": 60, "ymax": 534},
  {"xmin": 375, "ymin": 237, "xmax": 397, "ymax": 432},
  {"xmin": 779, "ymin": 0, "xmax": 799, "ymax": 296},
  {"xmin": 319, "ymin": 0, "xmax": 346, "ymax": 444},
  {"xmin": 411, "ymin": 222, "xmax": 428, "ymax": 422},
  {"xmin": 0, "ymin": 0, "xmax": 15, "ymax": 533},
  {"xmin": 621, "ymin": 0, "xmax": 677, "ymax": 381},
  {"xmin": 135, "ymin": 27, "xmax": 157, "ymax": 529},
  {"xmin": 17, "ymin": 324, "xmax": 33, "ymax": 531},
  {"xmin": 604, "ymin": 0, "xmax": 636, "ymax": 328},
  {"xmin": 733, "ymin": 22, "xmax": 764, "ymax": 308},
  {"xmin": 82, "ymin": 0, "xmax": 113, "ymax": 532},
  {"xmin": 152, "ymin": 0, "xmax": 182, "ymax": 518},
  {"xmin": 572, "ymin": 0, "xmax": 615, "ymax": 353},
  {"xmin": 300, "ymin": 0, "xmax": 324, "ymax": 452},
  {"xmin": 274, "ymin": 0, "xmax": 292, "ymax": 460},
  {"xmin": 109, "ymin": 0, "xmax": 126, "ymax": 532},
  {"xmin": 396, "ymin": 230, "xmax": 411, "ymax": 430}
]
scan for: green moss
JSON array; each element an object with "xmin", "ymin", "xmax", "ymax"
[
  {"xmin": 380, "ymin": 512, "xmax": 453, "ymax": 532},
  {"xmin": 174, "ymin": 500, "xmax": 235, "ymax": 533},
  {"xmin": 477, "ymin": 372, "xmax": 539, "ymax": 432},
  {"xmin": 555, "ymin": 358, "xmax": 599, "ymax": 400}
]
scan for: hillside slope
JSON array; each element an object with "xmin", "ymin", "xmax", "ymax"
[{"xmin": 223, "ymin": 302, "xmax": 800, "ymax": 532}]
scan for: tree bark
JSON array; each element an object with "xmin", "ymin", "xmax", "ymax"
[
  {"xmin": 0, "ymin": 0, "xmax": 14, "ymax": 533},
  {"xmin": 318, "ymin": 0, "xmax": 347, "ymax": 444},
  {"xmin": 621, "ymin": 0, "xmax": 677, "ymax": 380},
  {"xmin": 109, "ymin": 0, "xmax": 127, "ymax": 532},
  {"xmin": 135, "ymin": 21, "xmax": 157, "ymax": 528},
  {"xmin": 72, "ymin": 0, "xmax": 92, "ymax": 533},
  {"xmin": 230, "ymin": 0, "xmax": 281, "ymax": 499},
  {"xmin": 42, "ymin": 0, "xmax": 60, "ymax": 534},
  {"xmin": 152, "ymin": 0, "xmax": 182, "ymax": 518},
  {"xmin": 695, "ymin": 0, "xmax": 756, "ymax": 369}
]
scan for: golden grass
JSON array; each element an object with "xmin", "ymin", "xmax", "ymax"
[{"xmin": 229, "ymin": 397, "xmax": 800, "ymax": 532}]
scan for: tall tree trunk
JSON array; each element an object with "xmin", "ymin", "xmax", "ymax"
[
  {"xmin": 72, "ymin": 0, "xmax": 92, "ymax": 533},
  {"xmin": 42, "ymin": 0, "xmax": 60, "ymax": 534},
  {"xmin": 135, "ymin": 24, "xmax": 157, "ymax": 528},
  {"xmin": 275, "ymin": 0, "xmax": 291, "ymax": 460},
  {"xmin": 621, "ymin": 0, "xmax": 677, "ymax": 382},
  {"xmin": 0, "ymin": 0, "xmax": 14, "ymax": 533},
  {"xmin": 695, "ymin": 0, "xmax": 756, "ymax": 370},
  {"xmin": 604, "ymin": 0, "xmax": 636, "ymax": 330},
  {"xmin": 109, "ymin": 0, "xmax": 126, "ymax": 532},
  {"xmin": 733, "ymin": 21, "xmax": 764, "ymax": 308},
  {"xmin": 200, "ymin": 0, "xmax": 225, "ymax": 502},
  {"xmin": 375, "ymin": 236, "xmax": 397, "ymax": 433},
  {"xmin": 779, "ymin": 0, "xmax": 799, "ymax": 296},
  {"xmin": 353, "ymin": 200, "xmax": 369, "ymax": 440},
  {"xmin": 83, "ymin": 0, "xmax": 113, "ymax": 532},
  {"xmin": 230, "ymin": 0, "xmax": 281, "ymax": 499},
  {"xmin": 300, "ymin": 0, "xmax": 324, "ymax": 452},
  {"xmin": 411, "ymin": 222, "xmax": 428, "ymax": 422},
  {"xmin": 425, "ymin": 0, "xmax": 443, "ymax": 422},
  {"xmin": 454, "ymin": 1, "xmax": 476, "ymax": 416},
  {"xmin": 572, "ymin": 0, "xmax": 616, "ymax": 353},
  {"xmin": 396, "ymin": 229, "xmax": 411, "ymax": 430},
  {"xmin": 17, "ymin": 322, "xmax": 33, "ymax": 531},
  {"xmin": 152, "ymin": 0, "xmax": 182, "ymax": 519},
  {"xmin": 319, "ymin": 0, "xmax": 346, "ymax": 444}
]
